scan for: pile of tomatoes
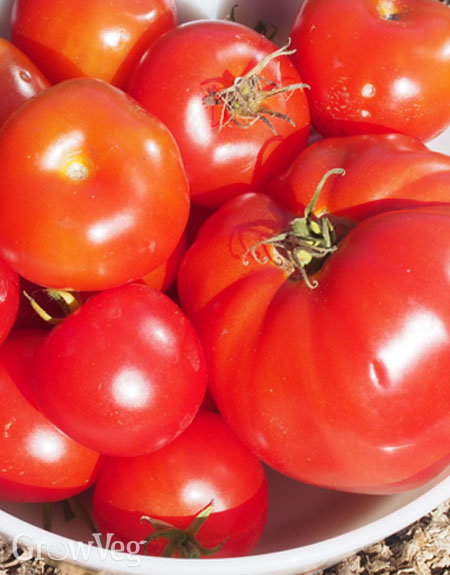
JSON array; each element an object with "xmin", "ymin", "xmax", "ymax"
[{"xmin": 1, "ymin": 0, "xmax": 450, "ymax": 559}]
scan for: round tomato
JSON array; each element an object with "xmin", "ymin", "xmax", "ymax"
[
  {"xmin": 0, "ymin": 328, "xmax": 45, "ymax": 407},
  {"xmin": 263, "ymin": 132, "xmax": 450, "ymax": 221},
  {"xmin": 0, "ymin": 37, "xmax": 49, "ymax": 128},
  {"xmin": 0, "ymin": 77, "xmax": 189, "ymax": 291},
  {"xmin": 141, "ymin": 232, "xmax": 186, "ymax": 292},
  {"xmin": 10, "ymin": 0, "xmax": 177, "ymax": 89},
  {"xmin": 0, "ymin": 257, "xmax": 20, "ymax": 346},
  {"xmin": 92, "ymin": 410, "xmax": 268, "ymax": 558},
  {"xmin": 0, "ymin": 328, "xmax": 101, "ymax": 502},
  {"xmin": 128, "ymin": 19, "xmax": 310, "ymax": 207},
  {"xmin": 178, "ymin": 190, "xmax": 450, "ymax": 494},
  {"xmin": 289, "ymin": 0, "xmax": 450, "ymax": 141},
  {"xmin": 32, "ymin": 283, "xmax": 207, "ymax": 457}
]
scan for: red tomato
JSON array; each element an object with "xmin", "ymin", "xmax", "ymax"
[
  {"xmin": 178, "ymin": 191, "xmax": 450, "ymax": 494},
  {"xmin": 141, "ymin": 232, "xmax": 186, "ymax": 292},
  {"xmin": 92, "ymin": 411, "xmax": 268, "ymax": 558},
  {"xmin": 0, "ymin": 78, "xmax": 189, "ymax": 291},
  {"xmin": 128, "ymin": 20, "xmax": 310, "ymax": 207},
  {"xmin": 185, "ymin": 204, "xmax": 216, "ymax": 247},
  {"xmin": 0, "ymin": 257, "xmax": 20, "ymax": 346},
  {"xmin": 32, "ymin": 283, "xmax": 207, "ymax": 457},
  {"xmin": 0, "ymin": 38, "xmax": 49, "ymax": 128},
  {"xmin": 289, "ymin": 0, "xmax": 450, "ymax": 141},
  {"xmin": 0, "ymin": 329, "xmax": 101, "ymax": 502},
  {"xmin": 11, "ymin": 0, "xmax": 177, "ymax": 89},
  {"xmin": 0, "ymin": 328, "xmax": 45, "ymax": 407},
  {"xmin": 263, "ymin": 133, "xmax": 450, "ymax": 221}
]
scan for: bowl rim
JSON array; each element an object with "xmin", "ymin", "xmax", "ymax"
[{"xmin": 1, "ymin": 468, "xmax": 448, "ymax": 575}]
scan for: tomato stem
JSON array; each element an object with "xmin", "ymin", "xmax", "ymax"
[
  {"xmin": 66, "ymin": 496, "xmax": 100, "ymax": 534},
  {"xmin": 41, "ymin": 496, "xmax": 99, "ymax": 535},
  {"xmin": 204, "ymin": 40, "xmax": 309, "ymax": 134},
  {"xmin": 42, "ymin": 502, "xmax": 53, "ymax": 532},
  {"xmin": 141, "ymin": 501, "xmax": 227, "ymax": 558},
  {"xmin": 242, "ymin": 168, "xmax": 352, "ymax": 288},
  {"xmin": 23, "ymin": 288, "xmax": 83, "ymax": 325}
]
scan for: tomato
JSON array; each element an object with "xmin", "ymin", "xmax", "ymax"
[
  {"xmin": 141, "ymin": 232, "xmax": 186, "ymax": 292},
  {"xmin": 92, "ymin": 410, "xmax": 268, "ymax": 558},
  {"xmin": 128, "ymin": 20, "xmax": 310, "ymax": 207},
  {"xmin": 0, "ymin": 328, "xmax": 101, "ymax": 502},
  {"xmin": 0, "ymin": 328, "xmax": 44, "ymax": 407},
  {"xmin": 0, "ymin": 257, "xmax": 20, "ymax": 346},
  {"xmin": 32, "ymin": 283, "xmax": 207, "ymax": 457},
  {"xmin": 0, "ymin": 78, "xmax": 189, "ymax": 291},
  {"xmin": 177, "ymin": 189, "xmax": 450, "ymax": 494},
  {"xmin": 0, "ymin": 38, "xmax": 49, "ymax": 128},
  {"xmin": 289, "ymin": 0, "xmax": 450, "ymax": 142},
  {"xmin": 10, "ymin": 0, "xmax": 177, "ymax": 89},
  {"xmin": 263, "ymin": 133, "xmax": 450, "ymax": 221}
]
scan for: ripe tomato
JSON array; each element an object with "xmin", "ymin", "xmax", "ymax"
[
  {"xmin": 92, "ymin": 411, "xmax": 268, "ymax": 558},
  {"xmin": 0, "ymin": 328, "xmax": 44, "ymax": 407},
  {"xmin": 32, "ymin": 283, "xmax": 207, "ymax": 457},
  {"xmin": 178, "ymin": 190, "xmax": 450, "ymax": 494},
  {"xmin": 10, "ymin": 0, "xmax": 177, "ymax": 89},
  {"xmin": 263, "ymin": 133, "xmax": 450, "ymax": 221},
  {"xmin": 289, "ymin": 0, "xmax": 450, "ymax": 141},
  {"xmin": 0, "ymin": 257, "xmax": 20, "ymax": 346},
  {"xmin": 128, "ymin": 20, "xmax": 310, "ymax": 207},
  {"xmin": 0, "ymin": 37, "xmax": 49, "ymax": 128},
  {"xmin": 141, "ymin": 232, "xmax": 186, "ymax": 292},
  {"xmin": 0, "ymin": 78, "xmax": 189, "ymax": 291},
  {"xmin": 0, "ymin": 329, "xmax": 101, "ymax": 502}
]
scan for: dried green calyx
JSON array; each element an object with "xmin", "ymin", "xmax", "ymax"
[
  {"xmin": 243, "ymin": 168, "xmax": 348, "ymax": 288},
  {"xmin": 204, "ymin": 40, "xmax": 309, "ymax": 134},
  {"xmin": 141, "ymin": 502, "xmax": 227, "ymax": 559}
]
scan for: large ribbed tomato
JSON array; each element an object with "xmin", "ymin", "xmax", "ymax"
[{"xmin": 178, "ymin": 179, "xmax": 450, "ymax": 494}]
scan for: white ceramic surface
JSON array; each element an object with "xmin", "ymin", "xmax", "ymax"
[{"xmin": 0, "ymin": 1, "xmax": 449, "ymax": 574}]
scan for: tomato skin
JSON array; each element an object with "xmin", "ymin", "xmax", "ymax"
[
  {"xmin": 32, "ymin": 283, "xmax": 207, "ymax": 457},
  {"xmin": 0, "ymin": 328, "xmax": 45, "ymax": 407},
  {"xmin": 289, "ymin": 0, "xmax": 450, "ymax": 141},
  {"xmin": 128, "ymin": 20, "xmax": 310, "ymax": 207},
  {"xmin": 0, "ymin": 38, "xmax": 49, "ymax": 128},
  {"xmin": 0, "ymin": 257, "xmax": 20, "ymax": 346},
  {"xmin": 11, "ymin": 0, "xmax": 177, "ymax": 89},
  {"xmin": 0, "ymin": 78, "xmax": 189, "ymax": 291},
  {"xmin": 141, "ymin": 232, "xmax": 186, "ymax": 292},
  {"xmin": 263, "ymin": 133, "xmax": 450, "ymax": 221},
  {"xmin": 0, "ymin": 329, "xmax": 101, "ymax": 502},
  {"xmin": 178, "ymin": 195, "xmax": 450, "ymax": 494},
  {"xmin": 92, "ymin": 411, "xmax": 268, "ymax": 558}
]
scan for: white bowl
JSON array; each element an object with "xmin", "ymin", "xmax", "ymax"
[
  {"xmin": 0, "ymin": 466, "xmax": 449, "ymax": 575},
  {"xmin": 0, "ymin": 1, "xmax": 449, "ymax": 574}
]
